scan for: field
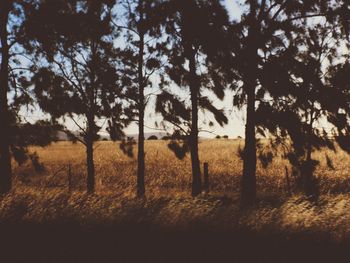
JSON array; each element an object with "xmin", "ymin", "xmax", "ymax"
[
  {"xmin": 2, "ymin": 140, "xmax": 350, "ymax": 262},
  {"xmin": 12, "ymin": 139, "xmax": 350, "ymax": 196},
  {"xmin": 4, "ymin": 139, "xmax": 350, "ymax": 231}
]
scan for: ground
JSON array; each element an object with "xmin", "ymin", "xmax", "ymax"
[{"xmin": 1, "ymin": 140, "xmax": 350, "ymax": 262}]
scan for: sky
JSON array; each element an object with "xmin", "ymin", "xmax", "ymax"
[
  {"xmin": 23, "ymin": 0, "xmax": 245, "ymax": 139},
  {"xmin": 20, "ymin": 1, "xmax": 245, "ymax": 139},
  {"xmin": 122, "ymin": 0, "xmax": 245, "ymax": 138},
  {"xmin": 224, "ymin": 0, "xmax": 243, "ymax": 21},
  {"xmin": 16, "ymin": 0, "xmax": 349, "ymax": 139}
]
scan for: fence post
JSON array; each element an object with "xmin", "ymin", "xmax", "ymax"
[
  {"xmin": 68, "ymin": 163, "xmax": 72, "ymax": 192},
  {"xmin": 203, "ymin": 162, "xmax": 209, "ymax": 193},
  {"xmin": 285, "ymin": 166, "xmax": 291, "ymax": 196}
]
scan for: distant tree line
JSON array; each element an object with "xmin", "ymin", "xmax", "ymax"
[
  {"xmin": 215, "ymin": 135, "xmax": 229, "ymax": 139},
  {"xmin": 0, "ymin": 0, "xmax": 349, "ymax": 206}
]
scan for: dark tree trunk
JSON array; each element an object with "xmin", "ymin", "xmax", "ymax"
[
  {"xmin": 241, "ymin": 2, "xmax": 259, "ymax": 206},
  {"xmin": 86, "ymin": 142, "xmax": 95, "ymax": 193},
  {"xmin": 241, "ymin": 78, "xmax": 257, "ymax": 206},
  {"xmin": 304, "ymin": 139, "xmax": 313, "ymax": 196},
  {"xmin": 86, "ymin": 136, "xmax": 95, "ymax": 194},
  {"xmin": 136, "ymin": 0, "xmax": 145, "ymax": 198},
  {"xmin": 306, "ymin": 112, "xmax": 314, "ymax": 164},
  {"xmin": 86, "ymin": 114, "xmax": 95, "ymax": 194},
  {"xmin": 0, "ymin": 3, "xmax": 12, "ymax": 194},
  {"xmin": 303, "ymin": 114, "xmax": 317, "ymax": 197},
  {"xmin": 188, "ymin": 46, "xmax": 202, "ymax": 197},
  {"xmin": 86, "ymin": 40, "xmax": 98, "ymax": 194}
]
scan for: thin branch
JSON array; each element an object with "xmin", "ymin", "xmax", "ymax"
[
  {"xmin": 68, "ymin": 113, "xmax": 87, "ymax": 137},
  {"xmin": 112, "ymin": 20, "xmax": 140, "ymax": 37},
  {"xmin": 286, "ymin": 13, "xmax": 328, "ymax": 22},
  {"xmin": 61, "ymin": 126, "xmax": 86, "ymax": 146},
  {"xmin": 258, "ymin": 0, "xmax": 267, "ymax": 22},
  {"xmin": 144, "ymin": 124, "xmax": 167, "ymax": 132},
  {"xmin": 52, "ymin": 58, "xmax": 87, "ymax": 102},
  {"xmin": 271, "ymin": 1, "xmax": 288, "ymax": 21}
]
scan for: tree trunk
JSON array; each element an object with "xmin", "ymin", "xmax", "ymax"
[
  {"xmin": 188, "ymin": 46, "xmax": 201, "ymax": 197},
  {"xmin": 241, "ymin": 77, "xmax": 257, "ymax": 206},
  {"xmin": 241, "ymin": 2, "xmax": 259, "ymax": 206},
  {"xmin": 303, "ymin": 114, "xmax": 317, "ymax": 197},
  {"xmin": 0, "ymin": 3, "xmax": 12, "ymax": 194},
  {"xmin": 136, "ymin": 0, "xmax": 145, "ymax": 198},
  {"xmin": 304, "ymin": 140, "xmax": 313, "ymax": 196},
  {"xmin": 86, "ymin": 115, "xmax": 95, "ymax": 194},
  {"xmin": 86, "ymin": 39, "xmax": 97, "ymax": 194}
]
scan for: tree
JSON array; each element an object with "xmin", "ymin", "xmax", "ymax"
[
  {"xmin": 254, "ymin": 20, "xmax": 348, "ymax": 198},
  {"xmin": 115, "ymin": 0, "xmax": 164, "ymax": 197},
  {"xmin": 327, "ymin": 2, "xmax": 350, "ymax": 153},
  {"xmin": 327, "ymin": 63, "xmax": 350, "ymax": 153},
  {"xmin": 228, "ymin": 0, "xmax": 350, "ymax": 206},
  {"xmin": 0, "ymin": 0, "xmax": 13, "ymax": 194},
  {"xmin": 285, "ymin": 22, "xmax": 347, "ymax": 197},
  {"xmin": 147, "ymin": 135, "xmax": 158, "ymax": 140},
  {"xmin": 23, "ymin": 0, "xmax": 128, "ymax": 193},
  {"xmin": 0, "ymin": 0, "xmax": 42, "ymax": 193},
  {"xmin": 154, "ymin": 0, "xmax": 231, "ymax": 196},
  {"xmin": 10, "ymin": 117, "xmax": 60, "ymax": 172}
]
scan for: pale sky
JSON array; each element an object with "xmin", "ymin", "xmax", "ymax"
[
  {"xmin": 122, "ymin": 0, "xmax": 245, "ymax": 138},
  {"xmin": 17, "ymin": 0, "xmax": 246, "ymax": 139},
  {"xmin": 19, "ymin": 1, "xmax": 347, "ymax": 139}
]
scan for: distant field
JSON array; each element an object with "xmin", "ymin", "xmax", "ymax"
[{"xmin": 12, "ymin": 140, "xmax": 350, "ymax": 197}]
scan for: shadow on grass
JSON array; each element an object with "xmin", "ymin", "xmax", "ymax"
[{"xmin": 0, "ymin": 222, "xmax": 349, "ymax": 263}]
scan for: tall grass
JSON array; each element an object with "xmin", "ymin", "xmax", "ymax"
[
  {"xmin": 13, "ymin": 140, "xmax": 350, "ymax": 197},
  {"xmin": 2, "ymin": 140, "xmax": 349, "ymax": 240}
]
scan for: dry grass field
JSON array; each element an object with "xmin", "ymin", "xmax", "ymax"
[
  {"xmin": 12, "ymin": 139, "xmax": 350, "ymax": 196},
  {"xmin": 1, "ymin": 139, "xmax": 349, "ymax": 233},
  {"xmin": 1, "ymin": 139, "xmax": 350, "ymax": 262}
]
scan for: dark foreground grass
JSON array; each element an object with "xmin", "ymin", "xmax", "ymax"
[
  {"xmin": 3, "ymin": 141, "xmax": 349, "ymax": 262},
  {"xmin": 1, "ymin": 221, "xmax": 349, "ymax": 263},
  {"xmin": 1, "ymin": 188, "xmax": 350, "ymax": 262}
]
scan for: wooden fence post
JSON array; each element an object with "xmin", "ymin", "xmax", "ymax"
[
  {"xmin": 285, "ymin": 166, "xmax": 291, "ymax": 196},
  {"xmin": 203, "ymin": 162, "xmax": 209, "ymax": 193},
  {"xmin": 68, "ymin": 163, "xmax": 72, "ymax": 192}
]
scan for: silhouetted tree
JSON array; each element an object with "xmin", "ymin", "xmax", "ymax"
[
  {"xmin": 254, "ymin": 20, "xmax": 349, "ymax": 198},
  {"xmin": 23, "ymin": 0, "xmax": 128, "ymax": 193},
  {"xmin": 0, "ymin": 0, "xmax": 43, "ymax": 193},
  {"xmin": 228, "ymin": 0, "xmax": 350, "ymax": 206},
  {"xmin": 115, "ymin": 0, "xmax": 164, "ymax": 197},
  {"xmin": 10, "ymin": 116, "xmax": 60, "ymax": 172},
  {"xmin": 327, "ymin": 3, "xmax": 350, "ymax": 152},
  {"xmin": 154, "ymin": 0, "xmax": 231, "ymax": 196},
  {"xmin": 286, "ymin": 23, "xmax": 347, "ymax": 197},
  {"xmin": 327, "ymin": 63, "xmax": 350, "ymax": 152},
  {"xmin": 0, "ymin": 0, "xmax": 13, "ymax": 194}
]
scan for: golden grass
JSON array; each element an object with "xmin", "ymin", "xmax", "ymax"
[
  {"xmin": 12, "ymin": 139, "xmax": 350, "ymax": 197},
  {"xmin": 14, "ymin": 140, "xmax": 245, "ymax": 196},
  {"xmin": 2, "ymin": 140, "xmax": 350, "ymax": 240}
]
